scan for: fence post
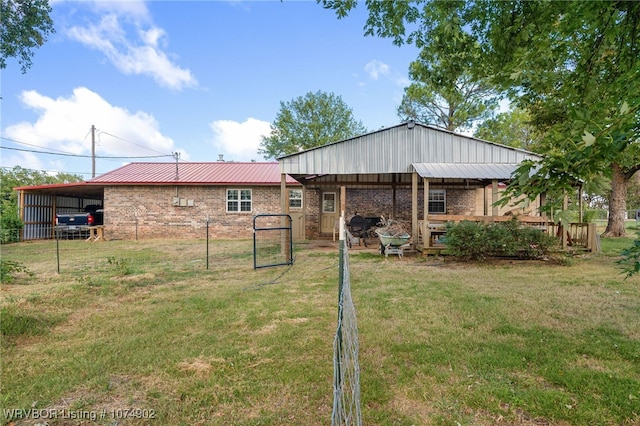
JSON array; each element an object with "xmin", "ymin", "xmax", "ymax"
[{"xmin": 56, "ymin": 226, "xmax": 60, "ymax": 274}]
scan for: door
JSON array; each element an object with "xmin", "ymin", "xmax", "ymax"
[
  {"xmin": 320, "ymin": 191, "xmax": 339, "ymax": 235},
  {"xmin": 289, "ymin": 212, "xmax": 305, "ymax": 240}
]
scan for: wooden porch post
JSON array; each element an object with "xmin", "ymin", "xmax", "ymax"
[
  {"xmin": 280, "ymin": 173, "xmax": 287, "ymax": 214},
  {"xmin": 280, "ymin": 173, "xmax": 290, "ymax": 259},
  {"xmin": 423, "ymin": 177, "xmax": 430, "ymax": 248},
  {"xmin": 412, "ymin": 172, "xmax": 418, "ymax": 247},
  {"xmin": 491, "ymin": 180, "xmax": 499, "ymax": 218}
]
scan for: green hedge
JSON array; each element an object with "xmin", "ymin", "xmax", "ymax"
[{"xmin": 444, "ymin": 218, "xmax": 558, "ymax": 260}]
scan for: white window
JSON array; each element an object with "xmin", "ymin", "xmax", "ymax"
[
  {"xmin": 227, "ymin": 189, "xmax": 252, "ymax": 212},
  {"xmin": 289, "ymin": 189, "xmax": 303, "ymax": 209},
  {"xmin": 429, "ymin": 189, "xmax": 446, "ymax": 213},
  {"xmin": 322, "ymin": 192, "xmax": 336, "ymax": 213}
]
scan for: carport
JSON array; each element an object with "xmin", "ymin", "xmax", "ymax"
[{"xmin": 14, "ymin": 182, "xmax": 104, "ymax": 240}]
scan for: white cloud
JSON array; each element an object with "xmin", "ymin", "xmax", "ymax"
[
  {"xmin": 4, "ymin": 87, "xmax": 175, "ymax": 164},
  {"xmin": 66, "ymin": 7, "xmax": 196, "ymax": 90},
  {"xmin": 1, "ymin": 151, "xmax": 46, "ymax": 174},
  {"xmin": 209, "ymin": 118, "xmax": 272, "ymax": 162},
  {"xmin": 364, "ymin": 60, "xmax": 390, "ymax": 80}
]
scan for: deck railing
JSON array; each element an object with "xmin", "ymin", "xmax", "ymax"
[{"xmin": 417, "ymin": 215, "xmax": 598, "ymax": 253}]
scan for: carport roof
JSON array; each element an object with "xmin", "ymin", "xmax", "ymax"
[
  {"xmin": 13, "ymin": 181, "xmax": 104, "ymax": 198},
  {"xmin": 412, "ymin": 163, "xmax": 520, "ymax": 180}
]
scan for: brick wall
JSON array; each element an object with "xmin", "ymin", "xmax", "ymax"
[
  {"xmin": 304, "ymin": 189, "xmax": 321, "ymax": 239},
  {"xmin": 103, "ymin": 184, "xmax": 508, "ymax": 240},
  {"xmin": 344, "ymin": 188, "xmax": 477, "ymax": 221},
  {"xmin": 103, "ymin": 185, "xmax": 284, "ymax": 240}
]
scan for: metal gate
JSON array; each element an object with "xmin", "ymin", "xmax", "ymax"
[{"xmin": 253, "ymin": 214, "xmax": 293, "ymax": 269}]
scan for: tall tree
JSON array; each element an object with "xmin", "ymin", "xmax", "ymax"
[
  {"xmin": 321, "ymin": 0, "xmax": 640, "ymax": 236},
  {"xmin": 0, "ymin": 0, "xmax": 55, "ymax": 73},
  {"xmin": 397, "ymin": 3, "xmax": 498, "ymax": 132},
  {"xmin": 258, "ymin": 90, "xmax": 367, "ymax": 160},
  {"xmin": 474, "ymin": 108, "xmax": 541, "ymax": 151},
  {"xmin": 398, "ymin": 71, "xmax": 497, "ymax": 132}
]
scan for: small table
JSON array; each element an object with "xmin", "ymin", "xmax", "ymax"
[{"xmin": 86, "ymin": 226, "xmax": 104, "ymax": 242}]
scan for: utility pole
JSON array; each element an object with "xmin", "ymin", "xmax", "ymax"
[
  {"xmin": 91, "ymin": 125, "xmax": 96, "ymax": 178},
  {"xmin": 173, "ymin": 151, "xmax": 180, "ymax": 180},
  {"xmin": 173, "ymin": 151, "xmax": 180, "ymax": 198}
]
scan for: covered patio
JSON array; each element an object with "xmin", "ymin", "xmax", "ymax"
[{"xmin": 278, "ymin": 122, "xmax": 597, "ymax": 253}]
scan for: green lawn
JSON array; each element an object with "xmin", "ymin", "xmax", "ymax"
[{"xmin": 1, "ymin": 236, "xmax": 639, "ymax": 425}]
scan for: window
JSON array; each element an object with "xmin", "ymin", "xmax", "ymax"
[
  {"xmin": 227, "ymin": 189, "xmax": 252, "ymax": 212},
  {"xmin": 429, "ymin": 189, "xmax": 446, "ymax": 213},
  {"xmin": 289, "ymin": 189, "xmax": 303, "ymax": 209},
  {"xmin": 322, "ymin": 192, "xmax": 336, "ymax": 213}
]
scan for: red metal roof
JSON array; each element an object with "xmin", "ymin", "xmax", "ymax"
[{"xmin": 87, "ymin": 162, "xmax": 300, "ymax": 185}]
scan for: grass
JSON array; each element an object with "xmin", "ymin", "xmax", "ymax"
[{"xmin": 1, "ymin": 235, "xmax": 639, "ymax": 425}]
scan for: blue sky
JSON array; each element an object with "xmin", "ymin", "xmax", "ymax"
[{"xmin": 0, "ymin": 0, "xmax": 420, "ymax": 179}]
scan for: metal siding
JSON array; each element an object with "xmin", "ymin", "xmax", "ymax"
[
  {"xmin": 22, "ymin": 193, "xmax": 55, "ymax": 240},
  {"xmin": 280, "ymin": 123, "xmax": 542, "ymax": 175}
]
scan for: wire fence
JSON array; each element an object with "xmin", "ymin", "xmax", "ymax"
[
  {"xmin": 332, "ymin": 220, "xmax": 362, "ymax": 426},
  {"xmin": 0, "ymin": 226, "xmax": 253, "ymax": 276}
]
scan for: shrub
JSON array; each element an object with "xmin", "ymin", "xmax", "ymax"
[
  {"xmin": 445, "ymin": 221, "xmax": 489, "ymax": 260},
  {"xmin": 0, "ymin": 201, "xmax": 23, "ymax": 244},
  {"xmin": 445, "ymin": 218, "xmax": 557, "ymax": 260},
  {"xmin": 0, "ymin": 259, "xmax": 33, "ymax": 284}
]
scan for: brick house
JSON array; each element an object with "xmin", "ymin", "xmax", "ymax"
[
  {"xmin": 15, "ymin": 122, "xmax": 548, "ymax": 244},
  {"xmin": 15, "ymin": 162, "xmax": 303, "ymax": 241},
  {"xmin": 89, "ymin": 162, "xmax": 303, "ymax": 240}
]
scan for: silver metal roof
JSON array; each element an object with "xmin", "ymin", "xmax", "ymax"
[
  {"xmin": 412, "ymin": 163, "xmax": 520, "ymax": 180},
  {"xmin": 279, "ymin": 122, "xmax": 541, "ymax": 177}
]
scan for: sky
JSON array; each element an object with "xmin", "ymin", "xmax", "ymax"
[{"xmin": 1, "ymin": 0, "xmax": 420, "ymax": 179}]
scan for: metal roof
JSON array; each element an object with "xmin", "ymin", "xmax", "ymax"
[
  {"xmin": 279, "ymin": 122, "xmax": 541, "ymax": 177},
  {"xmin": 412, "ymin": 163, "xmax": 521, "ymax": 180},
  {"xmin": 88, "ymin": 162, "xmax": 300, "ymax": 185},
  {"xmin": 13, "ymin": 182, "xmax": 104, "ymax": 198}
]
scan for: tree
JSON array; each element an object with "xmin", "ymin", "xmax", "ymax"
[
  {"xmin": 474, "ymin": 108, "xmax": 541, "ymax": 151},
  {"xmin": 0, "ymin": 0, "xmax": 55, "ymax": 73},
  {"xmin": 397, "ymin": 2, "xmax": 498, "ymax": 132},
  {"xmin": 321, "ymin": 0, "xmax": 640, "ymax": 236},
  {"xmin": 398, "ymin": 71, "xmax": 497, "ymax": 132},
  {"xmin": 0, "ymin": 166, "xmax": 83, "ymax": 242},
  {"xmin": 258, "ymin": 90, "xmax": 367, "ymax": 160}
]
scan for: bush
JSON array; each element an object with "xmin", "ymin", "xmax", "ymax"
[
  {"xmin": 0, "ymin": 259, "xmax": 33, "ymax": 284},
  {"xmin": 445, "ymin": 218, "xmax": 557, "ymax": 260},
  {"xmin": 0, "ymin": 201, "xmax": 23, "ymax": 244}
]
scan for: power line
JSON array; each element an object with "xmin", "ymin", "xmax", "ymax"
[
  {"xmin": 97, "ymin": 130, "xmax": 170, "ymax": 156},
  {"xmin": 1, "ymin": 136, "xmax": 82, "ymax": 155},
  {"xmin": 0, "ymin": 145, "xmax": 173, "ymax": 159}
]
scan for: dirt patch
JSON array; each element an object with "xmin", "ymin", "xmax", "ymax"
[{"xmin": 178, "ymin": 357, "xmax": 213, "ymax": 375}]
